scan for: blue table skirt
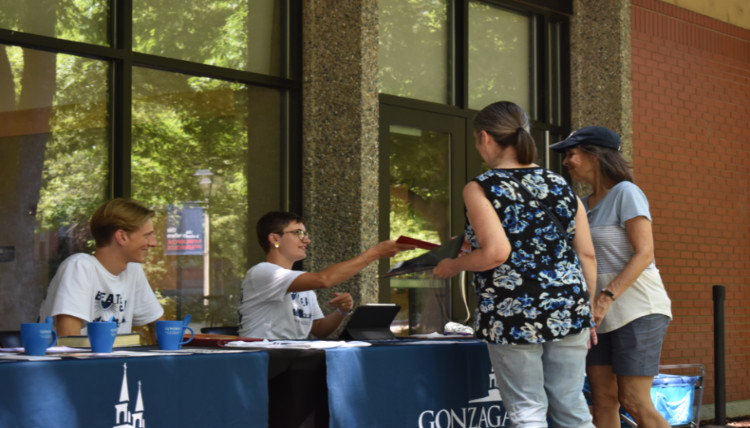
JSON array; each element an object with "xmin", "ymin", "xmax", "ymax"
[
  {"xmin": 325, "ymin": 340, "xmax": 508, "ymax": 428},
  {"xmin": 0, "ymin": 351, "xmax": 269, "ymax": 428}
]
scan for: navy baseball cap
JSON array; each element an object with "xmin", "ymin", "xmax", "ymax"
[{"xmin": 549, "ymin": 126, "xmax": 621, "ymax": 153}]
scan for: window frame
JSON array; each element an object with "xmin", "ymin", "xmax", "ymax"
[{"xmin": 377, "ymin": 0, "xmax": 573, "ymax": 323}]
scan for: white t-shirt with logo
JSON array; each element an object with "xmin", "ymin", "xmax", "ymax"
[
  {"xmin": 238, "ymin": 262, "xmax": 324, "ymax": 339},
  {"xmin": 38, "ymin": 253, "xmax": 164, "ymax": 334}
]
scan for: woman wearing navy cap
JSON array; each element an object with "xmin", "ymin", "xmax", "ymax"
[{"xmin": 550, "ymin": 126, "xmax": 672, "ymax": 428}]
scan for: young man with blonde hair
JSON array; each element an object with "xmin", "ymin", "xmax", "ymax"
[{"xmin": 39, "ymin": 198, "xmax": 164, "ymax": 337}]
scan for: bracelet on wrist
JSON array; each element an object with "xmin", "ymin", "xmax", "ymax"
[
  {"xmin": 601, "ymin": 288, "xmax": 616, "ymax": 301},
  {"xmin": 337, "ymin": 308, "xmax": 351, "ymax": 316}
]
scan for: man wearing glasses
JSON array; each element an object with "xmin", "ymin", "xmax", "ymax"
[{"xmin": 238, "ymin": 211, "xmax": 413, "ymax": 339}]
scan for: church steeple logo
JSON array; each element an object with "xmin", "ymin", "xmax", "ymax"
[
  {"xmin": 469, "ymin": 369, "xmax": 503, "ymax": 403},
  {"xmin": 113, "ymin": 363, "xmax": 147, "ymax": 428}
]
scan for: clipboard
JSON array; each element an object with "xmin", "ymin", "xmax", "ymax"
[
  {"xmin": 381, "ymin": 235, "xmax": 464, "ymax": 278},
  {"xmin": 339, "ymin": 304, "xmax": 401, "ymax": 340}
]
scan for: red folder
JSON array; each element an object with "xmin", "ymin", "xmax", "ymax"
[{"xmin": 395, "ymin": 235, "xmax": 440, "ymax": 250}]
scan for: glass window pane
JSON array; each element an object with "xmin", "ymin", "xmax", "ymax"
[
  {"xmin": 0, "ymin": 45, "xmax": 109, "ymax": 322},
  {"xmin": 468, "ymin": 2, "xmax": 530, "ymax": 111},
  {"xmin": 388, "ymin": 125, "xmax": 452, "ymax": 335},
  {"xmin": 379, "ymin": 0, "xmax": 449, "ymax": 104},
  {"xmin": 133, "ymin": 0, "xmax": 282, "ymax": 76},
  {"xmin": 131, "ymin": 67, "xmax": 282, "ymax": 328},
  {"xmin": 0, "ymin": 0, "xmax": 108, "ymax": 45}
]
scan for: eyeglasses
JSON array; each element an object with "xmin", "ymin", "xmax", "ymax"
[{"xmin": 281, "ymin": 229, "xmax": 309, "ymax": 240}]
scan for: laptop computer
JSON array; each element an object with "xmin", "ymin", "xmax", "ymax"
[{"xmin": 339, "ymin": 304, "xmax": 401, "ymax": 340}]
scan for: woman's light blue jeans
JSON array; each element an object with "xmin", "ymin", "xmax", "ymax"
[{"xmin": 487, "ymin": 329, "xmax": 594, "ymax": 428}]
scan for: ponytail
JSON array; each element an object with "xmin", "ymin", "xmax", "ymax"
[{"xmin": 474, "ymin": 101, "xmax": 537, "ymax": 164}]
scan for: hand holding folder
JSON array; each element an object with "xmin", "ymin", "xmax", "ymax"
[{"xmin": 381, "ymin": 235, "xmax": 465, "ymax": 278}]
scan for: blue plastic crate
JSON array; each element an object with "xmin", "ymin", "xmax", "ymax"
[
  {"xmin": 650, "ymin": 374, "xmax": 700, "ymax": 426},
  {"xmin": 584, "ymin": 368, "xmax": 702, "ymax": 427}
]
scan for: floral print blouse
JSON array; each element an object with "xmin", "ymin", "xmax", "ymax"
[{"xmin": 467, "ymin": 167, "xmax": 594, "ymax": 345}]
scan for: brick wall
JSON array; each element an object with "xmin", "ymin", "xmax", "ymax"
[{"xmin": 631, "ymin": 0, "xmax": 750, "ymax": 406}]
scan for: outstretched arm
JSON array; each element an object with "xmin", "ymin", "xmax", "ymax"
[{"xmin": 288, "ymin": 240, "xmax": 415, "ymax": 292}]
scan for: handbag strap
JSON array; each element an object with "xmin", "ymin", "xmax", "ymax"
[{"xmin": 502, "ymin": 172, "xmax": 571, "ymax": 241}]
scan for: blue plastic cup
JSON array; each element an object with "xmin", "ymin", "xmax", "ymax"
[
  {"xmin": 155, "ymin": 319, "xmax": 194, "ymax": 350},
  {"xmin": 21, "ymin": 321, "xmax": 57, "ymax": 356},
  {"xmin": 87, "ymin": 321, "xmax": 118, "ymax": 353}
]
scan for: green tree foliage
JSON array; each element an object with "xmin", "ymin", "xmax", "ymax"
[
  {"xmin": 389, "ymin": 128, "xmax": 450, "ymax": 265},
  {"xmin": 132, "ymin": 0, "xmax": 261, "ymax": 72},
  {"xmin": 379, "ymin": 0, "xmax": 448, "ymax": 102},
  {"xmin": 37, "ymin": 54, "xmax": 108, "ymax": 242},
  {"xmin": 0, "ymin": 0, "xmax": 274, "ymax": 327}
]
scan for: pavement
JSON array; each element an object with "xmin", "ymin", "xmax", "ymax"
[{"xmin": 704, "ymin": 417, "xmax": 750, "ymax": 427}]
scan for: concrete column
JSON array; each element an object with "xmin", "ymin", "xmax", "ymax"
[
  {"xmin": 570, "ymin": 0, "xmax": 633, "ymax": 160},
  {"xmin": 301, "ymin": 0, "xmax": 381, "ymax": 310}
]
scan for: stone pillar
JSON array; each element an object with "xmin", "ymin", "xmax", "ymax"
[
  {"xmin": 301, "ymin": 1, "xmax": 381, "ymax": 309},
  {"xmin": 570, "ymin": 0, "xmax": 633, "ymax": 160}
]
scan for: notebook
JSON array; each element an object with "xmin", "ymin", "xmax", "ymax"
[
  {"xmin": 339, "ymin": 304, "xmax": 401, "ymax": 340},
  {"xmin": 57, "ymin": 333, "xmax": 141, "ymax": 348}
]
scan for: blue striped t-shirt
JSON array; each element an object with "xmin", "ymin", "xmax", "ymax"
[{"xmin": 583, "ymin": 181, "xmax": 655, "ymax": 275}]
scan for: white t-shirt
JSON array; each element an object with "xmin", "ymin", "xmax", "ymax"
[
  {"xmin": 38, "ymin": 253, "xmax": 164, "ymax": 334},
  {"xmin": 238, "ymin": 262, "xmax": 324, "ymax": 339},
  {"xmin": 584, "ymin": 181, "xmax": 672, "ymax": 333}
]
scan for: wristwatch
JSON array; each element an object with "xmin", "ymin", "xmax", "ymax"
[{"xmin": 601, "ymin": 289, "xmax": 616, "ymax": 301}]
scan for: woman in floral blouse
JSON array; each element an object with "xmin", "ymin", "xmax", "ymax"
[{"xmin": 434, "ymin": 101, "xmax": 597, "ymax": 428}]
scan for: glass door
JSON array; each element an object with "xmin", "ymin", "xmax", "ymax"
[{"xmin": 379, "ymin": 104, "xmax": 468, "ymax": 336}]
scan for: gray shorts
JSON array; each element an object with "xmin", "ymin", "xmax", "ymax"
[{"xmin": 587, "ymin": 314, "xmax": 670, "ymax": 376}]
